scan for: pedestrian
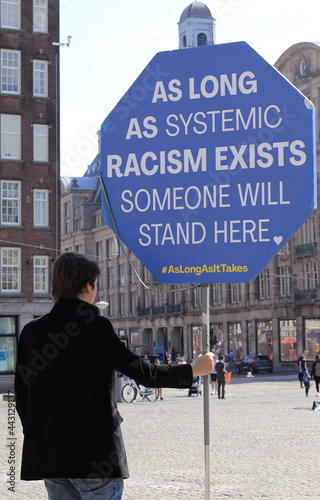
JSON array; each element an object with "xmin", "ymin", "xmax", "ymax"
[
  {"xmin": 298, "ymin": 351, "xmax": 307, "ymax": 388},
  {"xmin": 302, "ymin": 369, "xmax": 311, "ymax": 397},
  {"xmin": 228, "ymin": 349, "xmax": 235, "ymax": 369},
  {"xmin": 215, "ymin": 354, "xmax": 227, "ymax": 399},
  {"xmin": 210, "ymin": 355, "xmax": 217, "ymax": 395},
  {"xmin": 171, "ymin": 347, "xmax": 177, "ymax": 362},
  {"xmin": 178, "ymin": 355, "xmax": 187, "ymax": 364},
  {"xmin": 311, "ymin": 354, "xmax": 320, "ymax": 396},
  {"xmin": 14, "ymin": 252, "xmax": 214, "ymax": 500},
  {"xmin": 154, "ymin": 358, "xmax": 163, "ymax": 400}
]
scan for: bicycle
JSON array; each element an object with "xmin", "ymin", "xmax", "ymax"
[{"xmin": 121, "ymin": 379, "xmax": 155, "ymax": 403}]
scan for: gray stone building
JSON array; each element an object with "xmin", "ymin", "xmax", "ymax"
[{"xmin": 61, "ymin": 3, "xmax": 320, "ymax": 367}]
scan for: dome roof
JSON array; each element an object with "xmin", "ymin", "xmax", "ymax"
[{"xmin": 179, "ymin": 1, "xmax": 213, "ymax": 23}]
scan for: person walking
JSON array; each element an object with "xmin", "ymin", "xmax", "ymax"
[
  {"xmin": 311, "ymin": 354, "xmax": 320, "ymax": 396},
  {"xmin": 15, "ymin": 252, "xmax": 214, "ymax": 500},
  {"xmin": 302, "ymin": 369, "xmax": 311, "ymax": 397},
  {"xmin": 210, "ymin": 355, "xmax": 217, "ymax": 395},
  {"xmin": 215, "ymin": 355, "xmax": 227, "ymax": 399},
  {"xmin": 154, "ymin": 358, "xmax": 164, "ymax": 400},
  {"xmin": 298, "ymin": 351, "xmax": 307, "ymax": 388}
]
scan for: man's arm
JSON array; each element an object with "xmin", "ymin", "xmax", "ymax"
[{"xmin": 95, "ymin": 316, "xmax": 214, "ymax": 388}]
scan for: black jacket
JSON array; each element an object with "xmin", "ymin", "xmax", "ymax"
[
  {"xmin": 311, "ymin": 360, "xmax": 320, "ymax": 378},
  {"xmin": 15, "ymin": 298, "xmax": 192, "ymax": 480}
]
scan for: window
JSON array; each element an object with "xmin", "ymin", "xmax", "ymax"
[
  {"xmin": 1, "ymin": 49, "xmax": 20, "ymax": 94},
  {"xmin": 130, "ymin": 264, "xmax": 137, "ymax": 284},
  {"xmin": 131, "ymin": 291, "xmax": 137, "ymax": 313},
  {"xmin": 157, "ymin": 289, "xmax": 165, "ymax": 307},
  {"xmin": 95, "ymin": 241, "xmax": 103, "ymax": 262},
  {"xmin": 108, "ymin": 295, "xmax": 114, "ymax": 316},
  {"xmin": 33, "ymin": 189, "xmax": 48, "ymax": 227},
  {"xmin": 143, "ymin": 267, "xmax": 151, "ymax": 282},
  {"xmin": 1, "ymin": 114, "xmax": 21, "ymax": 159},
  {"xmin": 193, "ymin": 287, "xmax": 202, "ymax": 307},
  {"xmin": 108, "ymin": 267, "xmax": 114, "ymax": 288},
  {"xmin": 120, "ymin": 293, "xmax": 126, "ymax": 315},
  {"xmin": 0, "ymin": 316, "xmax": 17, "ymax": 373},
  {"xmin": 280, "ymin": 319, "xmax": 297, "ymax": 362},
  {"xmin": 278, "ymin": 242, "xmax": 290, "ymax": 255},
  {"xmin": 33, "ymin": 60, "xmax": 48, "ymax": 97},
  {"xmin": 256, "ymin": 320, "xmax": 273, "ymax": 358},
  {"xmin": 1, "ymin": 181, "xmax": 20, "ymax": 225},
  {"xmin": 33, "ymin": 256, "xmax": 49, "ymax": 293},
  {"xmin": 212, "ymin": 283, "xmax": 222, "ymax": 305},
  {"xmin": 1, "ymin": 0, "xmax": 20, "ymax": 29},
  {"xmin": 1, "ymin": 248, "xmax": 20, "ymax": 292},
  {"xmin": 95, "ymin": 212, "xmax": 102, "ymax": 227},
  {"xmin": 305, "ymin": 318, "xmax": 320, "ymax": 360},
  {"xmin": 119, "ymin": 264, "xmax": 126, "ymax": 286},
  {"xmin": 33, "ymin": 0, "xmax": 48, "ymax": 32},
  {"xmin": 279, "ymin": 266, "xmax": 291, "ymax": 297},
  {"xmin": 301, "ymin": 217, "xmax": 316, "ymax": 244},
  {"xmin": 173, "ymin": 285, "xmax": 181, "ymax": 305},
  {"xmin": 144, "ymin": 288, "xmax": 151, "ymax": 308},
  {"xmin": 33, "ymin": 124, "xmax": 48, "ymax": 161},
  {"xmin": 259, "ymin": 269, "xmax": 270, "ymax": 299},
  {"xmin": 74, "ymin": 217, "xmax": 81, "ymax": 231},
  {"xmin": 64, "ymin": 201, "xmax": 71, "ymax": 234},
  {"xmin": 304, "ymin": 261, "xmax": 317, "ymax": 289},
  {"xmin": 197, "ymin": 33, "xmax": 207, "ymax": 47},
  {"xmin": 230, "ymin": 283, "xmax": 241, "ymax": 303},
  {"xmin": 228, "ymin": 323, "xmax": 243, "ymax": 357},
  {"xmin": 107, "ymin": 238, "xmax": 118, "ymax": 259}
]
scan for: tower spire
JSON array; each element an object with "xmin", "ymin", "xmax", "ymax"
[{"xmin": 178, "ymin": 1, "xmax": 216, "ymax": 49}]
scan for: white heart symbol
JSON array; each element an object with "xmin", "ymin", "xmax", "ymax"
[{"xmin": 274, "ymin": 236, "xmax": 283, "ymax": 245}]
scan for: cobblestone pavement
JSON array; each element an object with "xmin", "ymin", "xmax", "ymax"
[{"xmin": 0, "ymin": 371, "xmax": 319, "ymax": 500}]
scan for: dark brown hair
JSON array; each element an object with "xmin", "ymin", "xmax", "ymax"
[{"xmin": 52, "ymin": 252, "xmax": 100, "ymax": 302}]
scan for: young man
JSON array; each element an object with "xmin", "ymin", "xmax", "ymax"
[
  {"xmin": 15, "ymin": 252, "xmax": 213, "ymax": 500},
  {"xmin": 215, "ymin": 355, "xmax": 227, "ymax": 399}
]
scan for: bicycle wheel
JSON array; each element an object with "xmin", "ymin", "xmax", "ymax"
[
  {"xmin": 122, "ymin": 383, "xmax": 137, "ymax": 403},
  {"xmin": 145, "ymin": 388, "xmax": 156, "ymax": 402}
]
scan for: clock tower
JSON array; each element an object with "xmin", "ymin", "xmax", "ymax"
[{"xmin": 178, "ymin": 1, "xmax": 216, "ymax": 49}]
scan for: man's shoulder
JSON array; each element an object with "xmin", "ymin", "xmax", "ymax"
[{"xmin": 22, "ymin": 312, "xmax": 51, "ymax": 331}]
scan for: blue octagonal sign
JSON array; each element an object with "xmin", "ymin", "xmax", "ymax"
[{"xmin": 100, "ymin": 42, "xmax": 316, "ymax": 284}]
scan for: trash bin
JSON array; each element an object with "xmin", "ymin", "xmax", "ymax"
[
  {"xmin": 116, "ymin": 372, "xmax": 124, "ymax": 402},
  {"xmin": 226, "ymin": 372, "xmax": 232, "ymax": 384}
]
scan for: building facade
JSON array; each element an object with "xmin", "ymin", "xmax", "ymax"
[
  {"xmin": 61, "ymin": 4, "xmax": 320, "ymax": 367},
  {"xmin": 0, "ymin": 0, "xmax": 60, "ymax": 374}
]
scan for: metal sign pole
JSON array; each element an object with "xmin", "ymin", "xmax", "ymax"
[{"xmin": 201, "ymin": 284, "xmax": 211, "ymax": 500}]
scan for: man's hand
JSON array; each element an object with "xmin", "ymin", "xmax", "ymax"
[{"xmin": 191, "ymin": 353, "xmax": 214, "ymax": 377}]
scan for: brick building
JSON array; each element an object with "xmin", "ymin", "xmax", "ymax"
[{"xmin": 0, "ymin": 0, "xmax": 60, "ymax": 374}]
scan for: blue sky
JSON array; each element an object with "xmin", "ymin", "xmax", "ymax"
[{"xmin": 59, "ymin": 0, "xmax": 320, "ymax": 177}]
